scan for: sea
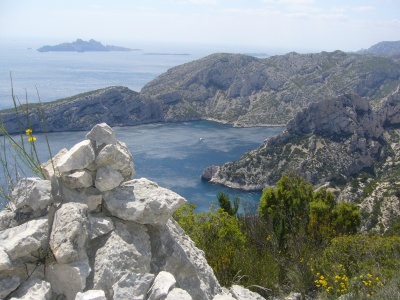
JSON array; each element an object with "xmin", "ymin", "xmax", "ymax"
[{"xmin": 0, "ymin": 41, "xmax": 282, "ymax": 211}]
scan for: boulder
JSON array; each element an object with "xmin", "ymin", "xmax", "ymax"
[
  {"xmin": 86, "ymin": 123, "xmax": 117, "ymax": 145},
  {"xmin": 50, "ymin": 203, "xmax": 89, "ymax": 264},
  {"xmin": 95, "ymin": 142, "xmax": 133, "ymax": 175},
  {"xmin": 12, "ymin": 177, "xmax": 53, "ymax": 212},
  {"xmin": 0, "ymin": 275, "xmax": 20, "ymax": 299},
  {"xmin": 103, "ymin": 178, "xmax": 186, "ymax": 225},
  {"xmin": 166, "ymin": 288, "xmax": 193, "ymax": 300},
  {"xmin": 56, "ymin": 140, "xmax": 95, "ymax": 173},
  {"xmin": 61, "ymin": 170, "xmax": 93, "ymax": 189},
  {"xmin": 147, "ymin": 218, "xmax": 222, "ymax": 300},
  {"xmin": 9, "ymin": 277, "xmax": 52, "ymax": 300},
  {"xmin": 0, "ymin": 247, "xmax": 12, "ymax": 271},
  {"xmin": 85, "ymin": 189, "xmax": 103, "ymax": 212},
  {"xmin": 41, "ymin": 148, "xmax": 68, "ymax": 179},
  {"xmin": 46, "ymin": 260, "xmax": 91, "ymax": 300},
  {"xmin": 75, "ymin": 290, "xmax": 106, "ymax": 300},
  {"xmin": 0, "ymin": 217, "xmax": 48, "ymax": 263},
  {"xmin": 88, "ymin": 215, "xmax": 114, "ymax": 240},
  {"xmin": 230, "ymin": 285, "xmax": 266, "ymax": 300},
  {"xmin": 95, "ymin": 166, "xmax": 124, "ymax": 192},
  {"xmin": 0, "ymin": 209, "xmax": 17, "ymax": 231},
  {"xmin": 112, "ymin": 272, "xmax": 155, "ymax": 300},
  {"xmin": 90, "ymin": 220, "xmax": 151, "ymax": 298},
  {"xmin": 58, "ymin": 186, "xmax": 101, "ymax": 211},
  {"xmin": 147, "ymin": 271, "xmax": 176, "ymax": 300},
  {"xmin": 212, "ymin": 295, "xmax": 236, "ymax": 300}
]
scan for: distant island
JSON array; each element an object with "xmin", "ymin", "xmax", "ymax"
[{"xmin": 37, "ymin": 39, "xmax": 140, "ymax": 52}]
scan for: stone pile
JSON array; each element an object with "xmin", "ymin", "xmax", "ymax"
[{"xmin": 0, "ymin": 123, "xmax": 265, "ymax": 300}]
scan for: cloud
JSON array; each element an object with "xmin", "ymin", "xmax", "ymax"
[
  {"xmin": 263, "ymin": 0, "xmax": 314, "ymax": 4},
  {"xmin": 353, "ymin": 6, "xmax": 375, "ymax": 12},
  {"xmin": 177, "ymin": 0, "xmax": 220, "ymax": 4}
]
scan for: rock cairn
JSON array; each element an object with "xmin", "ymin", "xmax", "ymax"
[{"xmin": 0, "ymin": 123, "xmax": 264, "ymax": 300}]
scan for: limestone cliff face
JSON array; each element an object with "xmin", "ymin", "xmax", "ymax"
[
  {"xmin": 204, "ymin": 87, "xmax": 400, "ymax": 190},
  {"xmin": 0, "ymin": 87, "xmax": 166, "ymax": 133},
  {"xmin": 204, "ymin": 87, "xmax": 400, "ymax": 232},
  {"xmin": 141, "ymin": 51, "xmax": 400, "ymax": 126},
  {"xmin": 2, "ymin": 51, "xmax": 400, "ymax": 133},
  {"xmin": 0, "ymin": 123, "xmax": 264, "ymax": 300}
]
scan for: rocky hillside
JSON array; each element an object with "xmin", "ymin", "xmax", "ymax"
[
  {"xmin": 2, "ymin": 50, "xmax": 400, "ymax": 133},
  {"xmin": 203, "ymin": 87, "xmax": 400, "ymax": 232},
  {"xmin": 357, "ymin": 40, "xmax": 400, "ymax": 56},
  {"xmin": 0, "ymin": 87, "xmax": 167, "ymax": 133},
  {"xmin": 141, "ymin": 51, "xmax": 400, "ymax": 126},
  {"xmin": 0, "ymin": 123, "xmax": 265, "ymax": 300}
]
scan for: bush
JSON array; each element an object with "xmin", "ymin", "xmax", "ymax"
[
  {"xmin": 173, "ymin": 203, "xmax": 246, "ymax": 286},
  {"xmin": 313, "ymin": 234, "xmax": 400, "ymax": 298}
]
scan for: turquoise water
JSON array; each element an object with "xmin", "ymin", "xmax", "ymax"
[{"xmin": 4, "ymin": 121, "xmax": 283, "ymax": 211}]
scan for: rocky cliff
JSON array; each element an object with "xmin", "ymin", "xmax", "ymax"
[
  {"xmin": 0, "ymin": 87, "xmax": 167, "ymax": 133},
  {"xmin": 141, "ymin": 51, "xmax": 400, "ymax": 126},
  {"xmin": 2, "ymin": 50, "xmax": 400, "ymax": 133},
  {"xmin": 203, "ymin": 87, "xmax": 400, "ymax": 232},
  {"xmin": 0, "ymin": 123, "xmax": 264, "ymax": 300}
]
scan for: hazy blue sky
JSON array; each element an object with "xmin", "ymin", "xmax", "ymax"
[{"xmin": 0, "ymin": 0, "xmax": 399, "ymax": 53}]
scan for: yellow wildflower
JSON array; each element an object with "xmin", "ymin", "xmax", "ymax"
[
  {"xmin": 25, "ymin": 128, "xmax": 32, "ymax": 135},
  {"xmin": 28, "ymin": 136, "xmax": 36, "ymax": 142}
]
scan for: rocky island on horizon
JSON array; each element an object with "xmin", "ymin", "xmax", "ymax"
[{"xmin": 37, "ymin": 39, "xmax": 140, "ymax": 52}]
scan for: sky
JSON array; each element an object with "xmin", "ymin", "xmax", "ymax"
[{"xmin": 0, "ymin": 0, "xmax": 399, "ymax": 54}]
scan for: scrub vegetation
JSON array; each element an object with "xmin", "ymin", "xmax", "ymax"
[{"xmin": 174, "ymin": 173, "xmax": 400, "ymax": 299}]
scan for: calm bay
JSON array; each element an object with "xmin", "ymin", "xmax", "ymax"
[{"xmin": 18, "ymin": 121, "xmax": 283, "ymax": 211}]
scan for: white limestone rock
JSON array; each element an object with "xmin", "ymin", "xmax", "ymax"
[
  {"xmin": 46, "ymin": 260, "xmax": 91, "ymax": 300},
  {"xmin": 166, "ymin": 288, "xmax": 193, "ymax": 300},
  {"xmin": 0, "ymin": 275, "xmax": 20, "ymax": 299},
  {"xmin": 75, "ymin": 290, "xmax": 106, "ymax": 300},
  {"xmin": 147, "ymin": 218, "xmax": 222, "ymax": 300},
  {"xmin": 95, "ymin": 166, "xmax": 124, "ymax": 192},
  {"xmin": 41, "ymin": 148, "xmax": 68, "ymax": 179},
  {"xmin": 103, "ymin": 178, "xmax": 186, "ymax": 225},
  {"xmin": 9, "ymin": 277, "xmax": 52, "ymax": 300},
  {"xmin": 56, "ymin": 140, "xmax": 95, "ymax": 174},
  {"xmin": 91, "ymin": 220, "xmax": 151, "ymax": 298},
  {"xmin": 213, "ymin": 295, "xmax": 236, "ymax": 300},
  {"xmin": 58, "ymin": 186, "xmax": 102, "ymax": 211},
  {"xmin": 50, "ymin": 203, "xmax": 88, "ymax": 264},
  {"xmin": 12, "ymin": 177, "xmax": 53, "ymax": 212},
  {"xmin": 147, "ymin": 271, "xmax": 176, "ymax": 300},
  {"xmin": 86, "ymin": 123, "xmax": 117, "ymax": 145},
  {"xmin": 0, "ymin": 209, "xmax": 17, "ymax": 231},
  {"xmin": 112, "ymin": 272, "xmax": 155, "ymax": 300},
  {"xmin": 0, "ymin": 247, "xmax": 12, "ymax": 271},
  {"xmin": 88, "ymin": 215, "xmax": 114, "ymax": 240},
  {"xmin": 61, "ymin": 170, "xmax": 93, "ymax": 189},
  {"xmin": 85, "ymin": 189, "xmax": 103, "ymax": 212},
  {"xmin": 230, "ymin": 285, "xmax": 266, "ymax": 300},
  {"xmin": 95, "ymin": 142, "xmax": 133, "ymax": 173},
  {"xmin": 0, "ymin": 217, "xmax": 48, "ymax": 263}
]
